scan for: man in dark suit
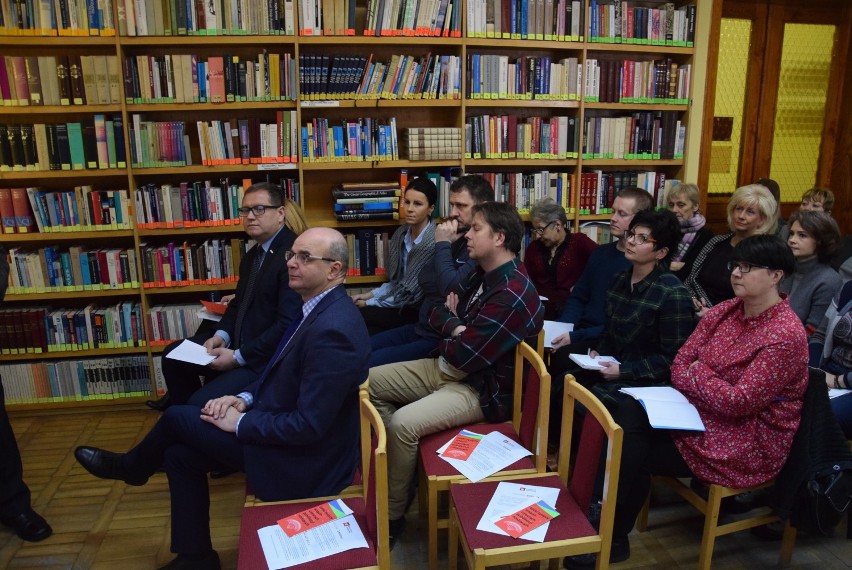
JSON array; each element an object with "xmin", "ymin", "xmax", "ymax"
[
  {"xmin": 75, "ymin": 228, "xmax": 370, "ymax": 570},
  {"xmin": 0, "ymin": 245, "xmax": 52, "ymax": 542},
  {"xmin": 150, "ymin": 182, "xmax": 302, "ymax": 409}
]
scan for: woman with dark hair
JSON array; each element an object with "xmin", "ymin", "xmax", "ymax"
[
  {"xmin": 566, "ymin": 235, "xmax": 808, "ymax": 569},
  {"xmin": 782, "ymin": 210, "xmax": 842, "ymax": 333},
  {"xmin": 664, "ymin": 182, "xmax": 714, "ymax": 281},
  {"xmin": 523, "ymin": 198, "xmax": 597, "ymax": 319},
  {"xmin": 351, "ymin": 177, "xmax": 437, "ymax": 334}
]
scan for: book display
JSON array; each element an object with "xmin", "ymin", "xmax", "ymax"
[{"xmin": 0, "ymin": 0, "xmax": 704, "ymax": 409}]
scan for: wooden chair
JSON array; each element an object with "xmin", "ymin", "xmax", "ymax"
[
  {"xmin": 446, "ymin": 374, "xmax": 623, "ymax": 570},
  {"xmin": 635, "ymin": 476, "xmax": 796, "ymax": 570},
  {"xmin": 417, "ymin": 334, "xmax": 550, "ymax": 570},
  {"xmin": 237, "ymin": 391, "xmax": 390, "ymax": 569}
]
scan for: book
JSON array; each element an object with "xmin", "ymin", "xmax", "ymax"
[{"xmin": 618, "ymin": 386, "xmax": 705, "ymax": 431}]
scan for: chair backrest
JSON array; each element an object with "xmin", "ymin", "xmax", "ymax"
[
  {"xmin": 514, "ymin": 332, "xmax": 552, "ymax": 472},
  {"xmin": 360, "ymin": 393, "xmax": 390, "ymax": 569},
  {"xmin": 558, "ymin": 374, "xmax": 624, "ymax": 539}
]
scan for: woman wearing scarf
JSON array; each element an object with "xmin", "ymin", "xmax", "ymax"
[{"xmin": 665, "ymin": 182, "xmax": 713, "ymax": 281}]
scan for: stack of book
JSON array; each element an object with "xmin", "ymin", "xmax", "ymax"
[
  {"xmin": 333, "ymin": 182, "xmax": 401, "ymax": 222},
  {"xmin": 344, "ymin": 230, "xmax": 391, "ymax": 277},
  {"xmin": 401, "ymin": 128, "xmax": 462, "ymax": 161}
]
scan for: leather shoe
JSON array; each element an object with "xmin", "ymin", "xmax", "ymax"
[
  {"xmin": 1, "ymin": 509, "xmax": 52, "ymax": 542},
  {"xmin": 75, "ymin": 446, "xmax": 148, "ymax": 486},
  {"xmin": 158, "ymin": 551, "xmax": 221, "ymax": 570},
  {"xmin": 146, "ymin": 393, "xmax": 171, "ymax": 412},
  {"xmin": 563, "ymin": 535, "xmax": 630, "ymax": 569}
]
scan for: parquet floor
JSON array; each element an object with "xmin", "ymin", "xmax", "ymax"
[{"xmin": 2, "ymin": 407, "xmax": 850, "ymax": 569}]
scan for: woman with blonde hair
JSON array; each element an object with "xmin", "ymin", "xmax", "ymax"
[
  {"xmin": 665, "ymin": 182, "xmax": 714, "ymax": 281},
  {"xmin": 684, "ymin": 184, "xmax": 778, "ymax": 316}
]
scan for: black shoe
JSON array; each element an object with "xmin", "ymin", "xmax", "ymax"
[
  {"xmin": 563, "ymin": 535, "xmax": 630, "ymax": 569},
  {"xmin": 587, "ymin": 499, "xmax": 602, "ymax": 530},
  {"xmin": 1, "ymin": 509, "xmax": 52, "ymax": 542},
  {"xmin": 209, "ymin": 469, "xmax": 237, "ymax": 480},
  {"xmin": 74, "ymin": 446, "xmax": 148, "ymax": 486},
  {"xmin": 388, "ymin": 516, "xmax": 406, "ymax": 551},
  {"xmin": 158, "ymin": 551, "xmax": 221, "ymax": 570},
  {"xmin": 146, "ymin": 393, "xmax": 171, "ymax": 412}
]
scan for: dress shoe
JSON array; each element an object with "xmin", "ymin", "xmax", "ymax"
[
  {"xmin": 388, "ymin": 516, "xmax": 406, "ymax": 551},
  {"xmin": 158, "ymin": 551, "xmax": 221, "ymax": 570},
  {"xmin": 563, "ymin": 535, "xmax": 630, "ymax": 569},
  {"xmin": 75, "ymin": 446, "xmax": 148, "ymax": 486},
  {"xmin": 146, "ymin": 393, "xmax": 171, "ymax": 412},
  {"xmin": 209, "ymin": 469, "xmax": 237, "ymax": 480},
  {"xmin": 1, "ymin": 509, "xmax": 52, "ymax": 542}
]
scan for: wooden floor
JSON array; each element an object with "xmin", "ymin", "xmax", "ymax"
[{"xmin": 2, "ymin": 407, "xmax": 851, "ymax": 569}]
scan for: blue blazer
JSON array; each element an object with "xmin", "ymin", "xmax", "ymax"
[{"xmin": 237, "ymin": 285, "xmax": 370, "ymax": 501}]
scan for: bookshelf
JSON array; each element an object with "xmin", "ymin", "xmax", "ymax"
[{"xmin": 0, "ymin": 0, "xmax": 709, "ymax": 410}]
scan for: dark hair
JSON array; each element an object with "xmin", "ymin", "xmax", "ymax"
[
  {"xmin": 756, "ymin": 178, "xmax": 781, "ymax": 203},
  {"xmin": 246, "ymin": 181, "xmax": 284, "ymax": 206},
  {"xmin": 787, "ymin": 210, "xmax": 841, "ymax": 263},
  {"xmin": 451, "ymin": 174, "xmax": 494, "ymax": 205},
  {"xmin": 616, "ymin": 186, "xmax": 654, "ymax": 213},
  {"xmin": 406, "ymin": 176, "xmax": 438, "ymax": 207},
  {"xmin": 629, "ymin": 210, "xmax": 681, "ymax": 263},
  {"xmin": 471, "ymin": 201, "xmax": 525, "ymax": 255},
  {"xmin": 731, "ymin": 235, "xmax": 796, "ymax": 277}
]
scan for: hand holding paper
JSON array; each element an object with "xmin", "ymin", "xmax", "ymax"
[{"xmin": 165, "ymin": 339, "xmax": 216, "ymax": 365}]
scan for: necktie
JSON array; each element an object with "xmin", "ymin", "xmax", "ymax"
[{"xmin": 234, "ymin": 247, "xmax": 264, "ymax": 347}]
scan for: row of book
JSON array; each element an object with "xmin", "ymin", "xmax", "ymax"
[
  {"xmin": 138, "ymin": 238, "xmax": 248, "ymax": 287},
  {"xmin": 0, "ymin": 117, "xmax": 128, "ymax": 172},
  {"xmin": 147, "ymin": 303, "xmax": 209, "ymax": 345},
  {"xmin": 401, "ymin": 127, "xmax": 462, "ymax": 161},
  {"xmin": 580, "ymin": 112, "xmax": 685, "ymax": 160},
  {"xmin": 0, "ymin": 357, "xmax": 152, "ymax": 406},
  {"xmin": 1, "ymin": 187, "xmax": 131, "ymax": 234},
  {"xmin": 589, "ymin": 1, "xmax": 696, "ymax": 46},
  {"xmin": 584, "ymin": 58, "xmax": 691, "ymax": 104},
  {"xmin": 7, "ymin": 246, "xmax": 139, "ymax": 294},
  {"xmin": 464, "ymin": 115, "xmax": 579, "ymax": 160},
  {"xmin": 474, "ymin": 170, "xmax": 574, "ymax": 212},
  {"xmin": 0, "ymin": 55, "xmax": 120, "ymax": 107},
  {"xmin": 119, "ymin": 0, "xmax": 295, "ymax": 36},
  {"xmin": 362, "ymin": 0, "xmax": 460, "ymax": 37},
  {"xmin": 333, "ymin": 181, "xmax": 400, "ymax": 222},
  {"xmin": 466, "ymin": 0, "xmax": 583, "ymax": 40},
  {"xmin": 301, "ymin": 116, "xmax": 399, "ymax": 163},
  {"xmin": 0, "ymin": 0, "xmax": 116, "ymax": 36},
  {"xmin": 195, "ymin": 112, "xmax": 299, "ymax": 165},
  {"xmin": 128, "ymin": 117, "xmax": 189, "ymax": 167},
  {"xmin": 579, "ymin": 169, "xmax": 677, "ymax": 214},
  {"xmin": 0, "ymin": 302, "xmax": 146, "ymax": 355},
  {"xmin": 344, "ymin": 229, "xmax": 391, "ymax": 275},
  {"xmin": 135, "ymin": 182, "xmax": 245, "ymax": 228},
  {"xmin": 468, "ymin": 55, "xmax": 580, "ymax": 101},
  {"xmin": 123, "ymin": 53, "xmax": 297, "ymax": 104},
  {"xmin": 298, "ymin": 0, "xmax": 354, "ymax": 36}
]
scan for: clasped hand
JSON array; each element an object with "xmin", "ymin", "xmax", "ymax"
[{"xmin": 200, "ymin": 396, "xmax": 246, "ymax": 433}]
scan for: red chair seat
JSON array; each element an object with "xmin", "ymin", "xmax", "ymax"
[
  {"xmin": 238, "ymin": 498, "xmax": 377, "ymax": 570},
  {"xmin": 419, "ymin": 422, "xmax": 537, "ymax": 478},
  {"xmin": 449, "ymin": 474, "xmax": 596, "ymax": 550}
]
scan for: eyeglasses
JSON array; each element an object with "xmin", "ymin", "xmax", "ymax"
[
  {"xmin": 237, "ymin": 204, "xmax": 281, "ymax": 217},
  {"xmin": 284, "ymin": 250, "xmax": 337, "ymax": 264},
  {"xmin": 624, "ymin": 230, "xmax": 657, "ymax": 245},
  {"xmin": 727, "ymin": 261, "xmax": 771, "ymax": 274},
  {"xmin": 531, "ymin": 221, "xmax": 556, "ymax": 236}
]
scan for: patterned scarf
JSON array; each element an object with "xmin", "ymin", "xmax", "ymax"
[{"xmin": 674, "ymin": 213, "xmax": 706, "ymax": 262}]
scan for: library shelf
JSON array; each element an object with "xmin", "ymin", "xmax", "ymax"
[
  {"xmin": 3, "ymin": 346, "xmax": 149, "ymax": 362},
  {"xmin": 0, "ymin": 104, "xmax": 123, "ymax": 115},
  {"xmin": 142, "ymin": 282, "xmax": 239, "ymax": 295},
  {"xmin": 1, "ymin": 230, "xmax": 135, "ymax": 242},
  {"xmin": 464, "ymin": 100, "xmax": 581, "ymax": 109},
  {"xmin": 128, "ymin": 101, "xmax": 297, "ymax": 112},
  {"xmin": 5, "ymin": 288, "xmax": 142, "ymax": 302}
]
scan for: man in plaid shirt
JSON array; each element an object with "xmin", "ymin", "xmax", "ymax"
[{"xmin": 369, "ymin": 201, "xmax": 544, "ymax": 546}]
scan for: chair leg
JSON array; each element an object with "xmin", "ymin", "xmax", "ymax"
[
  {"xmin": 448, "ymin": 503, "xmax": 459, "ymax": 570},
  {"xmin": 779, "ymin": 519, "xmax": 797, "ymax": 567},
  {"xmin": 848, "ymin": 503, "xmax": 851, "ymax": 540},
  {"xmin": 427, "ymin": 483, "xmax": 440, "ymax": 570},
  {"xmin": 636, "ymin": 492, "xmax": 651, "ymax": 532},
  {"xmin": 697, "ymin": 485, "xmax": 724, "ymax": 570}
]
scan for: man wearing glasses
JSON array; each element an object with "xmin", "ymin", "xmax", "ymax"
[{"xmin": 154, "ymin": 182, "xmax": 302, "ymax": 409}]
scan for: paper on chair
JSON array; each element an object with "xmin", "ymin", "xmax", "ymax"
[
  {"xmin": 436, "ymin": 430, "xmax": 531, "ymax": 482},
  {"xmin": 476, "ymin": 482, "xmax": 560, "ymax": 542},
  {"xmin": 257, "ymin": 514, "xmax": 368, "ymax": 569},
  {"xmin": 543, "ymin": 320, "xmax": 574, "ymax": 347},
  {"xmin": 164, "ymin": 339, "xmax": 216, "ymax": 365}
]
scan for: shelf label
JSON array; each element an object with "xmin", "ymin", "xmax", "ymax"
[
  {"xmin": 257, "ymin": 164, "xmax": 298, "ymax": 171},
  {"xmin": 301, "ymin": 101, "xmax": 340, "ymax": 108}
]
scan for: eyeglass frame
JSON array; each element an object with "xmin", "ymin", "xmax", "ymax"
[
  {"xmin": 237, "ymin": 204, "xmax": 283, "ymax": 217},
  {"xmin": 284, "ymin": 250, "xmax": 338, "ymax": 265},
  {"xmin": 531, "ymin": 220, "xmax": 558, "ymax": 236},
  {"xmin": 624, "ymin": 229, "xmax": 657, "ymax": 245},
  {"xmin": 727, "ymin": 261, "xmax": 771, "ymax": 274}
]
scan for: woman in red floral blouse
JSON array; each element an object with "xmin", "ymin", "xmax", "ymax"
[{"xmin": 565, "ymin": 235, "xmax": 808, "ymax": 570}]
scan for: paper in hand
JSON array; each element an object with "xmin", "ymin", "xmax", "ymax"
[{"xmin": 164, "ymin": 339, "xmax": 216, "ymax": 365}]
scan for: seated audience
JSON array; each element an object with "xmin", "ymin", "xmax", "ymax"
[
  {"xmin": 351, "ymin": 177, "xmax": 437, "ymax": 334},
  {"xmin": 782, "ymin": 210, "xmax": 842, "ymax": 332},
  {"xmin": 809, "ymin": 280, "xmax": 852, "ymax": 437},
  {"xmin": 524, "ymin": 198, "xmax": 597, "ymax": 319},
  {"xmin": 154, "ymin": 183, "xmax": 303, "ymax": 410},
  {"xmin": 549, "ymin": 187, "xmax": 653, "ymax": 353},
  {"xmin": 369, "ymin": 202, "xmax": 543, "ymax": 547},
  {"xmin": 664, "ymin": 182, "xmax": 714, "ymax": 281},
  {"xmin": 368, "ymin": 175, "xmax": 493, "ymax": 367},
  {"xmin": 75, "ymin": 228, "xmax": 370, "ymax": 570},
  {"xmin": 685, "ymin": 184, "xmax": 778, "ymax": 316},
  {"xmin": 565, "ymin": 235, "xmax": 807, "ymax": 569},
  {"xmin": 779, "ymin": 186, "xmax": 835, "ymax": 241},
  {"xmin": 756, "ymin": 177, "xmax": 786, "ymax": 238}
]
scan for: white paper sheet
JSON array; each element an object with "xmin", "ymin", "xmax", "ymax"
[
  {"xmin": 436, "ymin": 430, "xmax": 532, "ymax": 483},
  {"xmin": 164, "ymin": 339, "xmax": 216, "ymax": 365},
  {"xmin": 197, "ymin": 309, "xmax": 223, "ymax": 322},
  {"xmin": 568, "ymin": 353, "xmax": 620, "ymax": 370},
  {"xmin": 543, "ymin": 320, "xmax": 574, "ymax": 347},
  {"xmin": 829, "ymin": 388, "xmax": 851, "ymax": 399},
  {"xmin": 257, "ymin": 514, "xmax": 369, "ymax": 570},
  {"xmin": 476, "ymin": 481, "xmax": 560, "ymax": 542}
]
